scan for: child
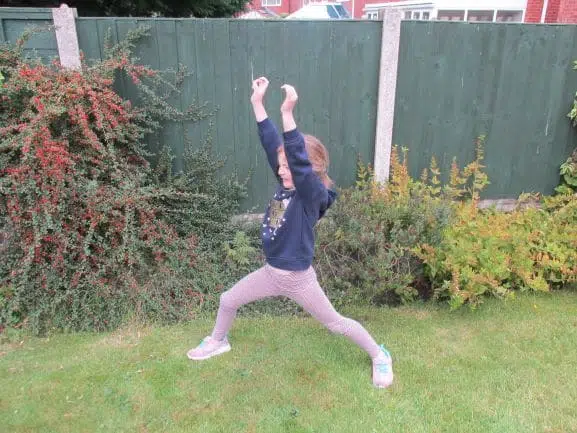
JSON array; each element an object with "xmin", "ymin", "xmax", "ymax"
[{"xmin": 187, "ymin": 77, "xmax": 394, "ymax": 389}]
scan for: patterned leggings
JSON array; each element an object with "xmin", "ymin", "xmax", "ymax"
[{"xmin": 211, "ymin": 264, "xmax": 381, "ymax": 359}]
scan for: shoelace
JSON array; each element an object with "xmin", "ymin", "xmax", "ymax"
[
  {"xmin": 379, "ymin": 345, "xmax": 390, "ymax": 358},
  {"xmin": 375, "ymin": 345, "xmax": 391, "ymax": 374},
  {"xmin": 376, "ymin": 363, "xmax": 390, "ymax": 374}
]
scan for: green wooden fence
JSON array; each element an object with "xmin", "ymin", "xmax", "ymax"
[
  {"xmin": 2, "ymin": 7, "xmax": 577, "ymax": 206},
  {"xmin": 0, "ymin": 8, "xmax": 58, "ymax": 62},
  {"xmin": 75, "ymin": 18, "xmax": 382, "ymax": 210},
  {"xmin": 394, "ymin": 21, "xmax": 577, "ymax": 198}
]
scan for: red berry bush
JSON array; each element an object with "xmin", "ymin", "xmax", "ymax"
[{"xmin": 0, "ymin": 29, "xmax": 247, "ymax": 334}]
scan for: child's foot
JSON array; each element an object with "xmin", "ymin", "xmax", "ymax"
[
  {"xmin": 187, "ymin": 336, "xmax": 231, "ymax": 361},
  {"xmin": 372, "ymin": 345, "xmax": 393, "ymax": 388}
]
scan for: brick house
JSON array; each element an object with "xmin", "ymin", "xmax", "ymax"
[
  {"xmin": 240, "ymin": 1, "xmax": 350, "ymax": 18},
  {"xmin": 361, "ymin": 0, "xmax": 577, "ymax": 22},
  {"xmin": 525, "ymin": 0, "xmax": 577, "ymax": 23},
  {"xmin": 245, "ymin": 0, "xmax": 577, "ymax": 22},
  {"xmin": 361, "ymin": 0, "xmax": 526, "ymax": 21},
  {"xmin": 244, "ymin": 0, "xmax": 526, "ymax": 19},
  {"xmin": 243, "ymin": 0, "xmax": 307, "ymax": 16}
]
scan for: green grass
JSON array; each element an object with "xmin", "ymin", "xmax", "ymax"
[{"xmin": 2, "ymin": 292, "xmax": 577, "ymax": 433}]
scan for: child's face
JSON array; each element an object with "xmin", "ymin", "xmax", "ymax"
[{"xmin": 277, "ymin": 150, "xmax": 294, "ymax": 189}]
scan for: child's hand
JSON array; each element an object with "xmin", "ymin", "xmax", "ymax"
[
  {"xmin": 251, "ymin": 77, "xmax": 269, "ymax": 104},
  {"xmin": 280, "ymin": 84, "xmax": 298, "ymax": 113}
]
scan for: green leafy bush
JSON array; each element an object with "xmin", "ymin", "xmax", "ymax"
[
  {"xmin": 223, "ymin": 230, "xmax": 260, "ymax": 273},
  {"xmin": 315, "ymin": 141, "xmax": 488, "ymax": 307},
  {"xmin": 150, "ymin": 140, "xmax": 248, "ymax": 251},
  {"xmin": 561, "ymin": 61, "xmax": 577, "ymax": 194},
  {"xmin": 417, "ymin": 193, "xmax": 577, "ymax": 309},
  {"xmin": 556, "ymin": 149, "xmax": 577, "ymax": 195}
]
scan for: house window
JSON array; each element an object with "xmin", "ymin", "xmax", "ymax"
[
  {"xmin": 437, "ymin": 10, "xmax": 465, "ymax": 21},
  {"xmin": 327, "ymin": 4, "xmax": 350, "ymax": 19},
  {"xmin": 262, "ymin": 0, "xmax": 281, "ymax": 6},
  {"xmin": 467, "ymin": 10, "xmax": 494, "ymax": 22},
  {"xmin": 496, "ymin": 10, "xmax": 523, "ymax": 22},
  {"xmin": 403, "ymin": 9, "xmax": 431, "ymax": 20},
  {"xmin": 367, "ymin": 11, "xmax": 379, "ymax": 20}
]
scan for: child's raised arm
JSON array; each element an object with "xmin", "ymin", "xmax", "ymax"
[
  {"xmin": 251, "ymin": 77, "xmax": 283, "ymax": 178},
  {"xmin": 280, "ymin": 85, "xmax": 328, "ymax": 205},
  {"xmin": 251, "ymin": 77, "xmax": 269, "ymax": 122},
  {"xmin": 280, "ymin": 85, "xmax": 298, "ymax": 132}
]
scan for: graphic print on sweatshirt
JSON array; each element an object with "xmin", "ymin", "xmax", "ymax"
[
  {"xmin": 264, "ymin": 189, "xmax": 295, "ymax": 241},
  {"xmin": 269, "ymin": 199, "xmax": 287, "ymax": 228}
]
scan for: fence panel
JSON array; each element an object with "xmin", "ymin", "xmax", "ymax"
[{"xmin": 394, "ymin": 21, "xmax": 577, "ymax": 198}]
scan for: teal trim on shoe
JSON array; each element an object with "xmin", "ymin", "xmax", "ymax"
[
  {"xmin": 376, "ymin": 363, "xmax": 390, "ymax": 374},
  {"xmin": 379, "ymin": 344, "xmax": 391, "ymax": 358}
]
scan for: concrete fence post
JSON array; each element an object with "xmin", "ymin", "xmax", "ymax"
[
  {"xmin": 374, "ymin": 9, "xmax": 402, "ymax": 182},
  {"xmin": 52, "ymin": 4, "xmax": 81, "ymax": 69}
]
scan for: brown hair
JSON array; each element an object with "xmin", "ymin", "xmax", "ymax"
[{"xmin": 278, "ymin": 134, "xmax": 333, "ymax": 188}]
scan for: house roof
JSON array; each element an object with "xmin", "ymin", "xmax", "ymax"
[
  {"xmin": 238, "ymin": 10, "xmax": 268, "ymax": 19},
  {"xmin": 237, "ymin": 6, "xmax": 279, "ymax": 19},
  {"xmin": 363, "ymin": 0, "xmax": 524, "ymax": 10},
  {"xmin": 286, "ymin": 2, "xmax": 350, "ymax": 19}
]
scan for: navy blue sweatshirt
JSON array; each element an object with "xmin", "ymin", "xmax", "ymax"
[{"xmin": 257, "ymin": 118, "xmax": 337, "ymax": 271}]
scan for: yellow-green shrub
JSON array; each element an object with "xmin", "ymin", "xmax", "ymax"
[
  {"xmin": 315, "ymin": 140, "xmax": 489, "ymax": 306},
  {"xmin": 417, "ymin": 193, "xmax": 577, "ymax": 309}
]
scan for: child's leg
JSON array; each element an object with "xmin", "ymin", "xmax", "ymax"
[
  {"xmin": 210, "ymin": 266, "xmax": 277, "ymax": 341},
  {"xmin": 278, "ymin": 267, "xmax": 381, "ymax": 359}
]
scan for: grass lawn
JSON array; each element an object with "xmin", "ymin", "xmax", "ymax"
[{"xmin": 1, "ymin": 292, "xmax": 577, "ymax": 433}]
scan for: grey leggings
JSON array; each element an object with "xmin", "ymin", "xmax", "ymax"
[{"xmin": 211, "ymin": 264, "xmax": 381, "ymax": 359}]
